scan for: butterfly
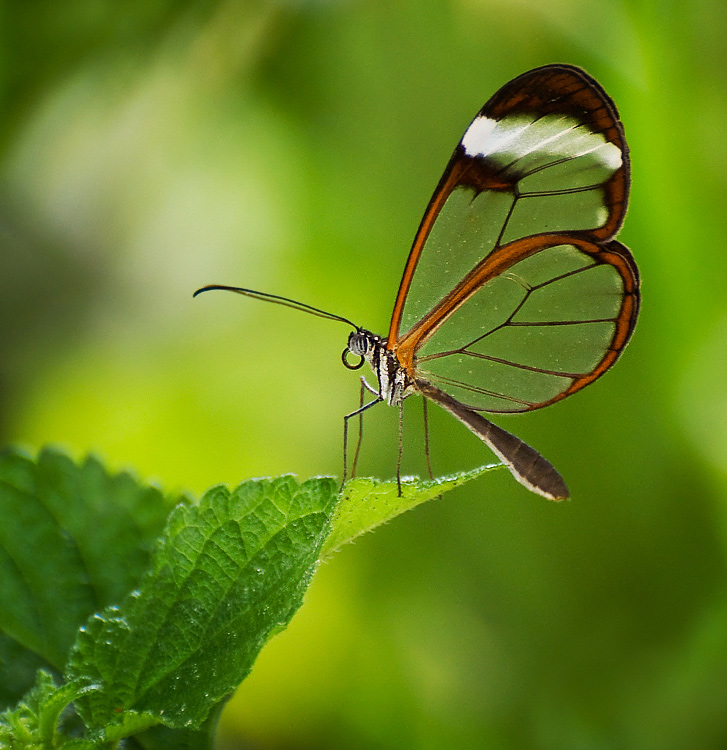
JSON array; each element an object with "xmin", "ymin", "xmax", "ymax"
[{"xmin": 195, "ymin": 63, "xmax": 640, "ymax": 501}]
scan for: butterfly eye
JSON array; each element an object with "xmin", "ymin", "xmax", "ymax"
[{"xmin": 342, "ymin": 348, "xmax": 365, "ymax": 370}]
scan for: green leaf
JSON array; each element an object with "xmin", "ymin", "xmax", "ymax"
[
  {"xmin": 0, "ymin": 670, "xmax": 95, "ymax": 749},
  {"xmin": 129, "ymin": 703, "xmax": 225, "ymax": 750},
  {"xmin": 322, "ymin": 465, "xmax": 500, "ymax": 557},
  {"xmin": 68, "ymin": 475, "xmax": 338, "ymax": 731},
  {"xmin": 0, "ymin": 443, "xmax": 496, "ymax": 745},
  {"xmin": 0, "ymin": 447, "xmax": 175, "ymax": 707},
  {"xmin": 0, "ymin": 671, "xmax": 55, "ymax": 747}
]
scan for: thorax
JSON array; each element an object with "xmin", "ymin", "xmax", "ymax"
[{"xmin": 346, "ymin": 329, "xmax": 414, "ymax": 406}]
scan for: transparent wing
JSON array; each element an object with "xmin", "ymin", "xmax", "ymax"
[
  {"xmin": 388, "ymin": 64, "xmax": 638, "ymax": 412},
  {"xmin": 412, "ymin": 237, "xmax": 638, "ymax": 412}
]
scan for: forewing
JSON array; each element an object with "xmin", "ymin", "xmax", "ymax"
[{"xmin": 388, "ymin": 64, "xmax": 637, "ymax": 411}]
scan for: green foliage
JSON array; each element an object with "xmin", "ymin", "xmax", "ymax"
[
  {"xmin": 0, "ymin": 448, "xmax": 173, "ymax": 704},
  {"xmin": 0, "ymin": 447, "xmax": 486, "ymax": 747},
  {"xmin": 68, "ymin": 474, "xmax": 338, "ymax": 733}
]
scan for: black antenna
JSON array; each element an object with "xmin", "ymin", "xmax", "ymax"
[{"xmin": 193, "ymin": 285, "xmax": 360, "ymax": 329}]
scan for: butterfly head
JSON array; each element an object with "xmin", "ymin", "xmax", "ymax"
[{"xmin": 342, "ymin": 328, "xmax": 380, "ymax": 370}]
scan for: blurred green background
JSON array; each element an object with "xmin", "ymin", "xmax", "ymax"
[{"xmin": 2, "ymin": 0, "xmax": 727, "ymax": 747}]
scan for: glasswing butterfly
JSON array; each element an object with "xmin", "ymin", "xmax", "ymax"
[{"xmin": 195, "ymin": 64, "xmax": 640, "ymax": 501}]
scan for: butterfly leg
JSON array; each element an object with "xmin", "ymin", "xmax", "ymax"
[
  {"xmin": 351, "ymin": 379, "xmax": 366, "ymax": 478},
  {"xmin": 422, "ymin": 397, "xmax": 433, "ymax": 480},
  {"xmin": 352, "ymin": 377, "xmax": 381, "ymax": 477},
  {"xmin": 360, "ymin": 376, "xmax": 379, "ymax": 397},
  {"xmin": 342, "ymin": 391, "xmax": 382, "ymax": 490},
  {"xmin": 396, "ymin": 402, "xmax": 404, "ymax": 496}
]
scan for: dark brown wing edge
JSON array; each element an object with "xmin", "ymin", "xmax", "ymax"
[
  {"xmin": 543, "ymin": 237, "xmax": 639, "ymax": 405},
  {"xmin": 418, "ymin": 381, "xmax": 569, "ymax": 500},
  {"xmin": 482, "ymin": 63, "xmax": 630, "ymax": 242}
]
